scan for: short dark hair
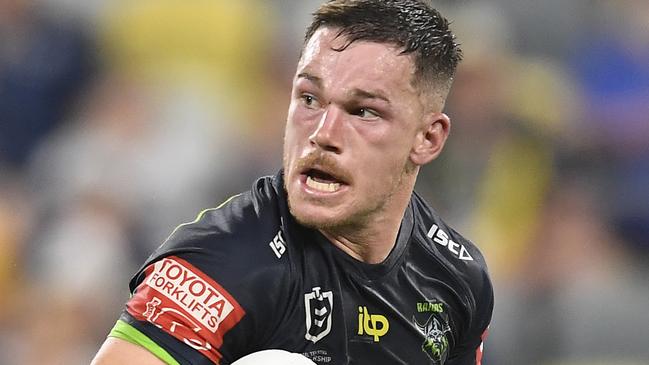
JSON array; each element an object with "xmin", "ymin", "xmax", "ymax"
[{"xmin": 304, "ymin": 0, "xmax": 462, "ymax": 98}]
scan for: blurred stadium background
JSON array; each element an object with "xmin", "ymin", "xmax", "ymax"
[{"xmin": 1, "ymin": 0, "xmax": 648, "ymax": 364}]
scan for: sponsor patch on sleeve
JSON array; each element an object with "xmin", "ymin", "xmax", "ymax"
[{"xmin": 126, "ymin": 256, "xmax": 245, "ymax": 364}]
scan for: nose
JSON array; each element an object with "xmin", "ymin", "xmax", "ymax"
[{"xmin": 308, "ymin": 106, "xmax": 344, "ymax": 153}]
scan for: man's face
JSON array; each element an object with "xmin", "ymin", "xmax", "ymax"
[{"xmin": 283, "ymin": 27, "xmax": 428, "ymax": 230}]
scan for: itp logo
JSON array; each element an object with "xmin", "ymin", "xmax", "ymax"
[
  {"xmin": 357, "ymin": 306, "xmax": 389, "ymax": 342},
  {"xmin": 304, "ymin": 287, "xmax": 333, "ymax": 343}
]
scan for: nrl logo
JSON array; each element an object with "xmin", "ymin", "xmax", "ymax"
[
  {"xmin": 413, "ymin": 315, "xmax": 451, "ymax": 364},
  {"xmin": 304, "ymin": 287, "xmax": 333, "ymax": 343}
]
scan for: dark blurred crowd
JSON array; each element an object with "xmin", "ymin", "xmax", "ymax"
[{"xmin": 0, "ymin": 1, "xmax": 647, "ymax": 364}]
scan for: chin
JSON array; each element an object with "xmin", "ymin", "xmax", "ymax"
[{"xmin": 287, "ymin": 198, "xmax": 348, "ymax": 230}]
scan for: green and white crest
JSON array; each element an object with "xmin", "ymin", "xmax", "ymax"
[{"xmin": 414, "ymin": 314, "xmax": 451, "ymax": 364}]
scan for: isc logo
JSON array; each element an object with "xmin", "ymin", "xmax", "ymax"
[
  {"xmin": 357, "ymin": 306, "xmax": 389, "ymax": 342},
  {"xmin": 427, "ymin": 224, "xmax": 473, "ymax": 261}
]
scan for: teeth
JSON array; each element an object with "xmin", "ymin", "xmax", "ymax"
[{"xmin": 306, "ymin": 176, "xmax": 341, "ymax": 192}]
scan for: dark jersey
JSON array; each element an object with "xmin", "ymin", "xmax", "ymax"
[{"xmin": 112, "ymin": 171, "xmax": 493, "ymax": 365}]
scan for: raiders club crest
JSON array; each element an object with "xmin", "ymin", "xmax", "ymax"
[
  {"xmin": 414, "ymin": 314, "xmax": 451, "ymax": 364},
  {"xmin": 304, "ymin": 287, "xmax": 333, "ymax": 343}
]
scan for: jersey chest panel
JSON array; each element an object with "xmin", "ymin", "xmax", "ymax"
[{"xmin": 274, "ymin": 239, "xmax": 460, "ymax": 365}]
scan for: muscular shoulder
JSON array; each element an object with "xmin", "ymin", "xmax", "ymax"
[
  {"xmin": 408, "ymin": 192, "xmax": 493, "ymax": 356},
  {"xmin": 121, "ymin": 175, "xmax": 297, "ymax": 362},
  {"xmin": 141, "ymin": 175, "xmax": 286, "ymax": 275},
  {"xmin": 128, "ymin": 174, "xmax": 295, "ymax": 317}
]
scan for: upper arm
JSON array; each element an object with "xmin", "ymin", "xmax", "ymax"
[
  {"xmin": 100, "ymin": 195, "xmax": 290, "ymax": 364},
  {"xmin": 91, "ymin": 337, "xmax": 169, "ymax": 365},
  {"xmin": 106, "ymin": 245, "xmax": 290, "ymax": 364}
]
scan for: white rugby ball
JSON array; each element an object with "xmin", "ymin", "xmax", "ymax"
[{"xmin": 231, "ymin": 349, "xmax": 316, "ymax": 365}]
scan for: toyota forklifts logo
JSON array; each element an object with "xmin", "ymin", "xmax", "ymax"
[{"xmin": 304, "ymin": 287, "xmax": 333, "ymax": 343}]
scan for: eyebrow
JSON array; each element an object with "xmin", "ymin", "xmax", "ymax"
[
  {"xmin": 297, "ymin": 72, "xmax": 323, "ymax": 88},
  {"xmin": 297, "ymin": 72, "xmax": 391, "ymax": 104},
  {"xmin": 349, "ymin": 88, "xmax": 391, "ymax": 104}
]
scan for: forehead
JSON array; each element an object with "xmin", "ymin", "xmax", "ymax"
[{"xmin": 297, "ymin": 27, "xmax": 418, "ymax": 96}]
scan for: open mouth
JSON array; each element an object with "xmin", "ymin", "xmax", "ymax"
[{"xmin": 302, "ymin": 168, "xmax": 346, "ymax": 193}]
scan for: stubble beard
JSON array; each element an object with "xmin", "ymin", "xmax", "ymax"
[{"xmin": 283, "ymin": 150, "xmax": 416, "ymax": 234}]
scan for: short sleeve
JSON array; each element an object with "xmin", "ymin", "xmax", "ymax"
[
  {"xmin": 109, "ymin": 185, "xmax": 293, "ymax": 364},
  {"xmin": 118, "ymin": 255, "xmax": 246, "ymax": 364}
]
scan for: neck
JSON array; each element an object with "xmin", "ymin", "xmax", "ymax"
[
  {"xmin": 319, "ymin": 223, "xmax": 399, "ymax": 264},
  {"xmin": 320, "ymin": 181, "xmax": 413, "ymax": 264}
]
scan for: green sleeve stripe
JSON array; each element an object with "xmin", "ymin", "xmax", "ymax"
[{"xmin": 109, "ymin": 319, "xmax": 181, "ymax": 365}]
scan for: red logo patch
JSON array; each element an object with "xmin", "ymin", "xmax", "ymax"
[{"xmin": 126, "ymin": 256, "xmax": 245, "ymax": 364}]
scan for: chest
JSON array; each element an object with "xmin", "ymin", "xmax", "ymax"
[{"xmin": 275, "ymin": 255, "xmax": 464, "ymax": 365}]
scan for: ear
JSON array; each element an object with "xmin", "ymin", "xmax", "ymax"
[{"xmin": 409, "ymin": 112, "xmax": 451, "ymax": 166}]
